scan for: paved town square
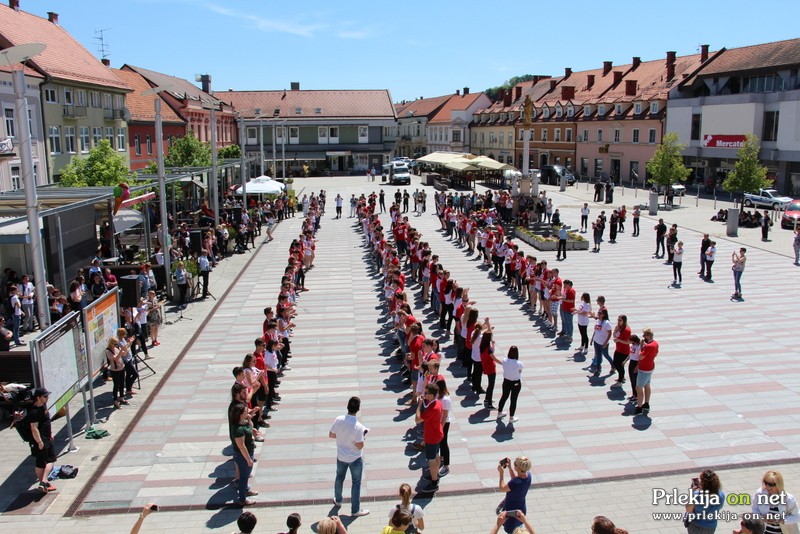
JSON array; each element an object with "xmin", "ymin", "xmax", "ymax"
[{"xmin": 1, "ymin": 174, "xmax": 798, "ymax": 532}]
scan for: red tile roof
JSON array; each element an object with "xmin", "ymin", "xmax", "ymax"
[
  {"xmin": 697, "ymin": 38, "xmax": 800, "ymax": 76},
  {"xmin": 123, "ymin": 65, "xmax": 222, "ymax": 105},
  {"xmin": 0, "ymin": 64, "xmax": 43, "ymax": 78},
  {"xmin": 216, "ymin": 89, "xmax": 396, "ymax": 119},
  {"xmin": 0, "ymin": 4, "xmax": 129, "ymax": 90},
  {"xmin": 428, "ymin": 92, "xmax": 487, "ymax": 124},
  {"xmin": 111, "ymin": 69, "xmax": 184, "ymax": 124},
  {"xmin": 395, "ymin": 94, "xmax": 452, "ymax": 119}
]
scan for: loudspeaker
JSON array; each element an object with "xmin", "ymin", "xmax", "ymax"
[
  {"xmin": 119, "ymin": 275, "xmax": 141, "ymax": 308},
  {"xmin": 232, "ymin": 207, "xmax": 242, "ymax": 225},
  {"xmin": 189, "ymin": 230, "xmax": 203, "ymax": 255}
]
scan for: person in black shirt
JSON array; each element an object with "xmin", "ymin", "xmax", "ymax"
[
  {"xmin": 25, "ymin": 387, "xmax": 57, "ymax": 492},
  {"xmin": 653, "ymin": 219, "xmax": 667, "ymax": 258}
]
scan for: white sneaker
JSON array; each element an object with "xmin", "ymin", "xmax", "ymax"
[
  {"xmin": 611, "ymin": 381, "xmax": 623, "ymax": 388},
  {"xmin": 352, "ymin": 509, "xmax": 370, "ymax": 517},
  {"xmin": 497, "ymin": 412, "xmax": 507, "ymax": 419},
  {"xmin": 510, "ymin": 416, "xmax": 519, "ymax": 423}
]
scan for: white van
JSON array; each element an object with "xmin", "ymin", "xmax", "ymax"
[{"xmin": 383, "ymin": 162, "xmax": 411, "ymax": 185}]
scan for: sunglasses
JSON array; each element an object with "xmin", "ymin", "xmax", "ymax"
[{"xmin": 763, "ymin": 480, "xmax": 777, "ymax": 487}]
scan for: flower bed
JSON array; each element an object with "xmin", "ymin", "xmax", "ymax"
[{"xmin": 514, "ymin": 226, "xmax": 590, "ymax": 251}]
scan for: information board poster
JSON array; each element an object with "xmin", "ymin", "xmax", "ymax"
[
  {"xmin": 35, "ymin": 312, "xmax": 86, "ymax": 413},
  {"xmin": 84, "ymin": 288, "xmax": 119, "ymax": 377}
]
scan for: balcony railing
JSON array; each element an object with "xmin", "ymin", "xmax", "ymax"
[{"xmin": 103, "ymin": 108, "xmax": 115, "ymax": 120}]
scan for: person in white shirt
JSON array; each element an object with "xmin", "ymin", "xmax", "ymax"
[
  {"xmin": 580, "ymin": 203, "xmax": 590, "ymax": 232},
  {"xmin": 329, "ymin": 397, "xmax": 370, "ymax": 517},
  {"xmin": 497, "ymin": 346, "xmax": 524, "ymax": 422},
  {"xmin": 18, "ymin": 274, "xmax": 35, "ymax": 333}
]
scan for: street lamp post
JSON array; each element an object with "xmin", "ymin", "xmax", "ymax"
[
  {"xmin": 1, "ymin": 43, "xmax": 49, "ymax": 331},
  {"xmin": 209, "ymin": 104, "xmax": 219, "ymax": 223},
  {"xmin": 256, "ymin": 108, "xmax": 264, "ymax": 176},
  {"xmin": 238, "ymin": 113, "xmax": 248, "ymax": 209},
  {"xmin": 280, "ymin": 121, "xmax": 286, "ymax": 179}
]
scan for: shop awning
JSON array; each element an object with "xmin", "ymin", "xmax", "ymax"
[{"xmin": 0, "ymin": 216, "xmax": 43, "ymax": 244}]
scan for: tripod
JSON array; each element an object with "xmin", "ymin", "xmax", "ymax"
[{"xmin": 194, "ymin": 276, "xmax": 216, "ymax": 301}]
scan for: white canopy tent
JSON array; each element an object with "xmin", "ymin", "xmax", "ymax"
[{"xmin": 235, "ymin": 176, "xmax": 286, "ymax": 195}]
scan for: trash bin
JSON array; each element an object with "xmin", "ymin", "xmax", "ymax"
[{"xmin": 648, "ymin": 191, "xmax": 659, "ymax": 215}]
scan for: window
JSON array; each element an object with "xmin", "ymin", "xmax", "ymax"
[
  {"xmin": 246, "ymin": 127, "xmax": 257, "ymax": 144},
  {"xmin": 565, "ymin": 157, "xmax": 572, "ymax": 171},
  {"xmin": 541, "ymin": 129, "xmax": 547, "ymax": 142},
  {"xmin": 554, "ymin": 129, "xmax": 561, "ymax": 142},
  {"xmin": 48, "ymin": 126, "xmax": 61, "ymax": 154},
  {"xmin": 76, "ymin": 89, "xmax": 87, "ymax": 107},
  {"xmin": 93, "ymin": 127, "xmax": 102, "ymax": 146},
  {"xmin": 10, "ymin": 165, "xmax": 21, "ymax": 190},
  {"xmin": 328, "ymin": 126, "xmax": 338, "ymax": 143},
  {"xmin": 613, "ymin": 129, "xmax": 621, "ymax": 143},
  {"xmin": 650, "ymin": 102, "xmax": 659, "ymax": 114},
  {"xmin": 117, "ymin": 128, "xmax": 125, "ymax": 150},
  {"xmin": 115, "ymin": 95, "xmax": 124, "ymax": 110},
  {"xmin": 745, "ymin": 74, "xmax": 784, "ymax": 93},
  {"xmin": 64, "ymin": 126, "xmax": 76, "ymax": 153},
  {"xmin": 598, "ymin": 105, "xmax": 605, "ymax": 116},
  {"xmin": 452, "ymin": 130, "xmax": 461, "ymax": 143},
  {"xmin": 596, "ymin": 129, "xmax": 603, "ymax": 142},
  {"xmin": 632, "ymin": 129, "xmax": 640, "ymax": 143},
  {"xmin": 690, "ymin": 113, "xmax": 702, "ymax": 141},
  {"xmin": 584, "ymin": 105, "xmax": 591, "ymax": 117},
  {"xmin": 105, "ymin": 127, "xmax": 114, "ymax": 149},
  {"xmin": 565, "ymin": 128, "xmax": 572, "ymax": 142},
  {"xmin": 80, "ymin": 127, "xmax": 90, "ymax": 153},
  {"xmin": 634, "ymin": 103, "xmax": 642, "ymax": 114},
  {"xmin": 27, "ymin": 108, "xmax": 33, "ymax": 137},
  {"xmin": 91, "ymin": 91, "xmax": 100, "ymax": 108},
  {"xmin": 45, "ymin": 87, "xmax": 57, "ymax": 103},
  {"xmin": 277, "ymin": 126, "xmax": 284, "ymax": 140},
  {"xmin": 103, "ymin": 94, "xmax": 112, "ymax": 109},
  {"xmin": 508, "ymin": 133, "xmax": 513, "ymax": 145},
  {"xmin": 648, "ymin": 128, "xmax": 657, "ymax": 144},
  {"xmin": 479, "ymin": 132, "xmax": 484, "ymax": 144},
  {"xmin": 134, "ymin": 134, "xmax": 141, "ymax": 155},
  {"xmin": 358, "ymin": 126, "xmax": 368, "ymax": 143},
  {"xmin": 567, "ymin": 105, "xmax": 574, "ymax": 117},
  {"xmin": 318, "ymin": 126, "xmax": 327, "ymax": 143},
  {"xmin": 582, "ymin": 129, "xmax": 588, "ymax": 142},
  {"xmin": 555, "ymin": 106, "xmax": 562, "ymax": 118},
  {"xmin": 294, "ymin": 107, "xmax": 302, "ymax": 114},
  {"xmin": 3, "ymin": 107, "xmax": 15, "ymax": 138},
  {"xmin": 542, "ymin": 107, "xmax": 549, "ymax": 118},
  {"xmin": 146, "ymin": 135, "xmax": 153, "ymax": 155},
  {"xmin": 289, "ymin": 127, "xmax": 299, "ymax": 144},
  {"xmin": 314, "ymin": 107, "xmax": 322, "ymax": 114},
  {"xmin": 763, "ymin": 111, "xmax": 779, "ymax": 142},
  {"xmin": 594, "ymin": 158, "xmax": 603, "ymax": 178},
  {"xmin": 615, "ymin": 104, "xmax": 622, "ymax": 115},
  {"xmin": 63, "ymin": 87, "xmax": 73, "ymax": 105},
  {"xmin": 580, "ymin": 158, "xmax": 589, "ymax": 177}
]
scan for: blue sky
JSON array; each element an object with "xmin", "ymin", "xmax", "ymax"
[{"xmin": 18, "ymin": 0, "xmax": 800, "ymax": 103}]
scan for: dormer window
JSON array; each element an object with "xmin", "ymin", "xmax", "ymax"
[
  {"xmin": 500, "ymin": 113, "xmax": 506, "ymax": 122},
  {"xmin": 634, "ymin": 103, "xmax": 642, "ymax": 114},
  {"xmin": 531, "ymin": 108, "xmax": 537, "ymax": 119},
  {"xmin": 598, "ymin": 105, "xmax": 606, "ymax": 116},
  {"xmin": 542, "ymin": 107, "xmax": 550, "ymax": 118},
  {"xmin": 294, "ymin": 107, "xmax": 302, "ymax": 114},
  {"xmin": 650, "ymin": 102, "xmax": 659, "ymax": 114},
  {"xmin": 567, "ymin": 105, "xmax": 574, "ymax": 117},
  {"xmin": 584, "ymin": 105, "xmax": 592, "ymax": 116},
  {"xmin": 489, "ymin": 114, "xmax": 496, "ymax": 122},
  {"xmin": 314, "ymin": 108, "xmax": 322, "ymax": 114},
  {"xmin": 615, "ymin": 104, "xmax": 623, "ymax": 115},
  {"xmin": 555, "ymin": 104, "xmax": 562, "ymax": 117}
]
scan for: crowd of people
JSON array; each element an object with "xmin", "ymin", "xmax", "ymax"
[{"xmin": 224, "ymin": 193, "xmax": 324, "ymax": 507}]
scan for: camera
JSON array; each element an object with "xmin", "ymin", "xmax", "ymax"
[
  {"xmin": 505, "ymin": 510, "xmax": 519, "ymax": 518},
  {"xmin": 499, "ymin": 457, "xmax": 510, "ymax": 468}
]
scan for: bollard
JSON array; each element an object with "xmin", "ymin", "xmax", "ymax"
[
  {"xmin": 696, "ymin": 187, "xmax": 699, "ymax": 207},
  {"xmin": 648, "ymin": 191, "xmax": 659, "ymax": 216},
  {"xmin": 713, "ymin": 189, "xmax": 717, "ymax": 210}
]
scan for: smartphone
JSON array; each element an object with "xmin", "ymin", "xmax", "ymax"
[
  {"xmin": 149, "ymin": 504, "xmax": 159, "ymax": 512},
  {"xmin": 691, "ymin": 477, "xmax": 699, "ymax": 488},
  {"xmin": 505, "ymin": 510, "xmax": 519, "ymax": 518}
]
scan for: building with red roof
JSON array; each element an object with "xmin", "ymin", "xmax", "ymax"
[
  {"xmin": 427, "ymin": 88, "xmax": 491, "ymax": 155},
  {"xmin": 395, "ymin": 94, "xmax": 452, "ymax": 159},
  {"xmin": 0, "ymin": 63, "xmax": 45, "ymax": 192}
]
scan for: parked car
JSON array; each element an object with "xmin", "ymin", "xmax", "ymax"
[
  {"xmin": 781, "ymin": 200, "xmax": 800, "ymax": 228},
  {"xmin": 743, "ymin": 188, "xmax": 793, "ymax": 209},
  {"xmin": 540, "ymin": 165, "xmax": 576, "ymax": 186}
]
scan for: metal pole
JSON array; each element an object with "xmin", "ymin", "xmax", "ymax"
[
  {"xmin": 281, "ymin": 122, "xmax": 286, "ymax": 180},
  {"xmin": 239, "ymin": 114, "xmax": 247, "ymax": 209},
  {"xmin": 210, "ymin": 106, "xmax": 219, "ymax": 223},
  {"xmin": 64, "ymin": 404, "xmax": 77, "ymax": 452},
  {"xmin": 272, "ymin": 121, "xmax": 277, "ymax": 178},
  {"xmin": 14, "ymin": 68, "xmax": 50, "ymax": 331},
  {"xmin": 259, "ymin": 117, "xmax": 265, "ymax": 176},
  {"xmin": 55, "ymin": 215, "xmax": 68, "ymax": 296},
  {"xmin": 154, "ymin": 97, "xmax": 172, "ymax": 297}
]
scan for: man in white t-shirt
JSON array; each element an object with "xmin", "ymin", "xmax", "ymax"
[
  {"xmin": 18, "ymin": 274, "xmax": 35, "ymax": 333},
  {"xmin": 329, "ymin": 396, "xmax": 370, "ymax": 517}
]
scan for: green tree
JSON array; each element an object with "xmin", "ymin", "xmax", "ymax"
[
  {"xmin": 722, "ymin": 134, "xmax": 769, "ymax": 199},
  {"xmin": 59, "ymin": 139, "xmax": 131, "ymax": 187},
  {"xmin": 163, "ymin": 130, "xmax": 211, "ymax": 168},
  {"xmin": 485, "ymin": 74, "xmax": 538, "ymax": 102},
  {"xmin": 218, "ymin": 144, "xmax": 241, "ymax": 159},
  {"xmin": 646, "ymin": 132, "xmax": 691, "ymax": 202}
]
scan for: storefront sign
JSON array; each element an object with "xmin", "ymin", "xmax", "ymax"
[{"xmin": 702, "ymin": 135, "xmax": 747, "ymax": 149}]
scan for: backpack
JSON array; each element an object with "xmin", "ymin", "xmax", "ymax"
[
  {"xmin": 12, "ymin": 410, "xmax": 33, "ymax": 443},
  {"xmin": 58, "ymin": 465, "xmax": 79, "ymax": 478},
  {"xmin": 394, "ymin": 504, "xmax": 420, "ymax": 534}
]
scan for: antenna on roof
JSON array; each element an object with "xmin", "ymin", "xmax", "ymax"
[{"xmin": 94, "ymin": 28, "xmax": 111, "ymax": 61}]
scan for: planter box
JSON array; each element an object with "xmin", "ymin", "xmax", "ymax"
[{"xmin": 514, "ymin": 228, "xmax": 590, "ymax": 251}]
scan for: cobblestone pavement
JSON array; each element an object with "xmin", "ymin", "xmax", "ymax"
[{"xmin": 0, "ymin": 174, "xmax": 797, "ymax": 533}]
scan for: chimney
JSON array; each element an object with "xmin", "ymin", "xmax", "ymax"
[
  {"xmin": 613, "ymin": 71, "xmax": 623, "ymax": 85},
  {"xmin": 564, "ymin": 67, "xmax": 572, "ymax": 78},
  {"xmin": 290, "ymin": 82, "xmax": 300, "ymax": 91},
  {"xmin": 515, "ymin": 86, "xmax": 522, "ymax": 100},
  {"xmin": 587, "ymin": 74, "xmax": 595, "ymax": 88},
  {"xmin": 561, "ymin": 86, "xmax": 575, "ymax": 101},
  {"xmin": 632, "ymin": 57, "xmax": 641, "ymax": 69},
  {"xmin": 498, "ymin": 89, "xmax": 503, "ymax": 101},
  {"xmin": 625, "ymin": 79, "xmax": 637, "ymax": 96},
  {"xmin": 503, "ymin": 89, "xmax": 512, "ymax": 107},
  {"xmin": 463, "ymin": 87, "xmax": 469, "ymax": 95},
  {"xmin": 101, "ymin": 58, "xmax": 110, "ymax": 67},
  {"xmin": 700, "ymin": 44, "xmax": 709, "ymax": 62},
  {"xmin": 47, "ymin": 11, "xmax": 59, "ymax": 24},
  {"xmin": 549, "ymin": 80, "xmax": 557, "ymax": 91},
  {"xmin": 666, "ymin": 51, "xmax": 676, "ymax": 81},
  {"xmin": 199, "ymin": 74, "xmax": 211, "ymax": 94},
  {"xmin": 603, "ymin": 61, "xmax": 612, "ymax": 75},
  {"xmin": 455, "ymin": 89, "xmax": 460, "ymax": 96},
  {"xmin": 9, "ymin": 0, "xmax": 19, "ymax": 10}
]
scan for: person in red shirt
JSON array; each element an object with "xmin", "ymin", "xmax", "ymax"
[
  {"xmin": 635, "ymin": 328, "xmax": 659, "ymax": 415},
  {"xmin": 415, "ymin": 383, "xmax": 443, "ymax": 493},
  {"xmin": 407, "ymin": 324, "xmax": 425, "ymax": 404},
  {"xmin": 611, "ymin": 315, "xmax": 632, "ymax": 388},
  {"xmin": 559, "ymin": 279, "xmax": 576, "ymax": 340}
]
